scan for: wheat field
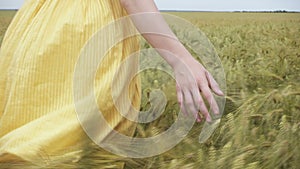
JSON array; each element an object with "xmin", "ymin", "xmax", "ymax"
[{"xmin": 0, "ymin": 11, "xmax": 299, "ymax": 169}]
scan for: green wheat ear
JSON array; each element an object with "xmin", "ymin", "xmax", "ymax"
[
  {"xmin": 245, "ymin": 162, "xmax": 259, "ymax": 169},
  {"xmin": 232, "ymin": 154, "xmax": 246, "ymax": 169},
  {"xmin": 208, "ymin": 146, "xmax": 217, "ymax": 169}
]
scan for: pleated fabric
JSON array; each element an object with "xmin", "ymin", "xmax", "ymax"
[{"xmin": 0, "ymin": 0, "xmax": 140, "ymax": 167}]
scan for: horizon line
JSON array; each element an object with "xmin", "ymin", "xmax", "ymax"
[{"xmin": 0, "ymin": 9, "xmax": 299, "ymax": 13}]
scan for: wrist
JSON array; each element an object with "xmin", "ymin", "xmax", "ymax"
[
  {"xmin": 159, "ymin": 44, "xmax": 193, "ymax": 68},
  {"xmin": 167, "ymin": 50, "xmax": 196, "ymax": 69}
]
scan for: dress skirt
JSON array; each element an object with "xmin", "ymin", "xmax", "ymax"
[{"xmin": 0, "ymin": 0, "xmax": 141, "ymax": 167}]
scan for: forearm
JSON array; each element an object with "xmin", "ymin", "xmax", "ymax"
[
  {"xmin": 120, "ymin": 0, "xmax": 192, "ymax": 67},
  {"xmin": 120, "ymin": 0, "xmax": 224, "ymax": 123}
]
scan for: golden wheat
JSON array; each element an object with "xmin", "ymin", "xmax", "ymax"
[{"xmin": 0, "ymin": 11, "xmax": 299, "ymax": 169}]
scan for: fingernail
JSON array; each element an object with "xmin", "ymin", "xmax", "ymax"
[
  {"xmin": 218, "ymin": 89, "xmax": 224, "ymax": 96},
  {"xmin": 206, "ymin": 115, "xmax": 212, "ymax": 122},
  {"xmin": 215, "ymin": 107, "xmax": 220, "ymax": 115}
]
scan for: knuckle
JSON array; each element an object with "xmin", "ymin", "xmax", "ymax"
[
  {"xmin": 178, "ymin": 100, "xmax": 182, "ymax": 105},
  {"xmin": 203, "ymin": 91, "xmax": 212, "ymax": 99},
  {"xmin": 196, "ymin": 76, "xmax": 204, "ymax": 83},
  {"xmin": 176, "ymin": 84, "xmax": 181, "ymax": 90},
  {"xmin": 186, "ymin": 82, "xmax": 195, "ymax": 89},
  {"xmin": 199, "ymin": 99, "xmax": 205, "ymax": 106},
  {"xmin": 186, "ymin": 103, "xmax": 193, "ymax": 110},
  {"xmin": 186, "ymin": 101, "xmax": 194, "ymax": 107},
  {"xmin": 207, "ymin": 95, "xmax": 213, "ymax": 101},
  {"xmin": 199, "ymin": 104, "xmax": 208, "ymax": 113}
]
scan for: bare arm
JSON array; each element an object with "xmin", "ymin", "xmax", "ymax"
[{"xmin": 120, "ymin": 0, "xmax": 224, "ymax": 122}]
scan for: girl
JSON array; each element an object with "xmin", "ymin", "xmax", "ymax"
[{"xmin": 0, "ymin": 0, "xmax": 223, "ymax": 167}]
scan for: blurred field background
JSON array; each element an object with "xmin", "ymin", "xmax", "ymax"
[{"xmin": 0, "ymin": 11, "xmax": 299, "ymax": 169}]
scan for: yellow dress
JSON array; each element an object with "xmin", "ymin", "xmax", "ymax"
[{"xmin": 0, "ymin": 0, "xmax": 140, "ymax": 168}]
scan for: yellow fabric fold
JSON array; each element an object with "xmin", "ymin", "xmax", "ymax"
[{"xmin": 0, "ymin": 0, "xmax": 140, "ymax": 167}]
